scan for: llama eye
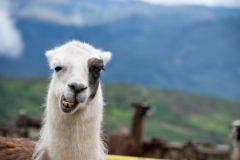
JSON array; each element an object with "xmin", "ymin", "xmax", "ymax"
[
  {"xmin": 91, "ymin": 67, "xmax": 102, "ymax": 79},
  {"xmin": 54, "ymin": 66, "xmax": 62, "ymax": 72},
  {"xmin": 94, "ymin": 67, "xmax": 101, "ymax": 73},
  {"xmin": 94, "ymin": 66, "xmax": 105, "ymax": 72}
]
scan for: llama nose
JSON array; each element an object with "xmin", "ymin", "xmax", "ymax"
[{"xmin": 68, "ymin": 82, "xmax": 87, "ymax": 94}]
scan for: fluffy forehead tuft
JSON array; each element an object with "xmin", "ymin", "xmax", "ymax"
[{"xmin": 45, "ymin": 40, "xmax": 112, "ymax": 68}]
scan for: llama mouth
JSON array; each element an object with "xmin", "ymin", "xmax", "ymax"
[{"xmin": 60, "ymin": 95, "xmax": 79, "ymax": 113}]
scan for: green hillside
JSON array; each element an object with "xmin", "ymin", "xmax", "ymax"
[{"xmin": 0, "ymin": 77, "xmax": 239, "ymax": 144}]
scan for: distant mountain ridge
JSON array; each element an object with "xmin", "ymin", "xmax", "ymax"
[{"xmin": 1, "ymin": 2, "xmax": 240, "ymax": 101}]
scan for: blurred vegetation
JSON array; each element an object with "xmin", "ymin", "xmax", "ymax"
[{"xmin": 0, "ymin": 77, "xmax": 239, "ymax": 144}]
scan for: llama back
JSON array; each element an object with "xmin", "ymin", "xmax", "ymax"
[{"xmin": 0, "ymin": 137, "xmax": 35, "ymax": 160}]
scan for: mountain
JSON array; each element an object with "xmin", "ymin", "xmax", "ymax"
[
  {"xmin": 0, "ymin": 77, "xmax": 239, "ymax": 144},
  {"xmin": 1, "ymin": 1, "xmax": 240, "ymax": 101}
]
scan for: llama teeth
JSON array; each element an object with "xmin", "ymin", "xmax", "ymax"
[
  {"xmin": 67, "ymin": 102, "xmax": 72, "ymax": 108},
  {"xmin": 63, "ymin": 101, "xmax": 68, "ymax": 107},
  {"xmin": 62, "ymin": 100, "xmax": 74, "ymax": 108},
  {"xmin": 69, "ymin": 102, "xmax": 74, "ymax": 108}
]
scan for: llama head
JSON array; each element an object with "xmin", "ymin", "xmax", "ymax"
[
  {"xmin": 46, "ymin": 40, "xmax": 111, "ymax": 114},
  {"xmin": 131, "ymin": 102, "xmax": 153, "ymax": 116},
  {"xmin": 230, "ymin": 120, "xmax": 240, "ymax": 141}
]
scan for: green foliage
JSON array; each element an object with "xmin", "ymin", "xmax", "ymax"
[
  {"xmin": 0, "ymin": 77, "xmax": 46, "ymax": 120},
  {"xmin": 0, "ymin": 77, "xmax": 239, "ymax": 144}
]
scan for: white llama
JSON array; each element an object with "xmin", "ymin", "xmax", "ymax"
[
  {"xmin": 33, "ymin": 40, "xmax": 111, "ymax": 160},
  {"xmin": 231, "ymin": 120, "xmax": 240, "ymax": 160}
]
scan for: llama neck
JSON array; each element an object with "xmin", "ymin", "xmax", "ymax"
[
  {"xmin": 35, "ymin": 87, "xmax": 105, "ymax": 160},
  {"xmin": 47, "ymin": 114, "xmax": 102, "ymax": 160},
  {"xmin": 233, "ymin": 140, "xmax": 240, "ymax": 159},
  {"xmin": 235, "ymin": 140, "xmax": 240, "ymax": 156},
  {"xmin": 130, "ymin": 111, "xmax": 144, "ymax": 142}
]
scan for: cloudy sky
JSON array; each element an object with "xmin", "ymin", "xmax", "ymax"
[{"xmin": 138, "ymin": 0, "xmax": 240, "ymax": 8}]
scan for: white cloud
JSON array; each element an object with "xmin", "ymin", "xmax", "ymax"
[
  {"xmin": 138, "ymin": 0, "xmax": 240, "ymax": 8},
  {"xmin": 0, "ymin": 0, "xmax": 23, "ymax": 57},
  {"xmin": 16, "ymin": 5, "xmax": 126, "ymax": 27},
  {"xmin": 17, "ymin": 8, "xmax": 85, "ymax": 26}
]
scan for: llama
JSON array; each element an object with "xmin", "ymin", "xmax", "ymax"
[
  {"xmin": 0, "ymin": 137, "xmax": 35, "ymax": 160},
  {"xmin": 0, "ymin": 40, "xmax": 111, "ymax": 160},
  {"xmin": 231, "ymin": 120, "xmax": 240, "ymax": 160},
  {"xmin": 104, "ymin": 102, "xmax": 152, "ymax": 156}
]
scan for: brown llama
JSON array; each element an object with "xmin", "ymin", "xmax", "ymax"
[
  {"xmin": 104, "ymin": 101, "xmax": 152, "ymax": 156},
  {"xmin": 0, "ymin": 137, "xmax": 35, "ymax": 160}
]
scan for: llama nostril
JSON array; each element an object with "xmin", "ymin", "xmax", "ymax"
[
  {"xmin": 68, "ymin": 82, "xmax": 87, "ymax": 94},
  {"xmin": 79, "ymin": 87, "xmax": 87, "ymax": 92},
  {"xmin": 68, "ymin": 84, "xmax": 75, "ymax": 91}
]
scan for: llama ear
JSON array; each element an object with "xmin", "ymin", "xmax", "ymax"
[
  {"xmin": 98, "ymin": 51, "xmax": 112, "ymax": 65},
  {"xmin": 45, "ymin": 49, "xmax": 56, "ymax": 68}
]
